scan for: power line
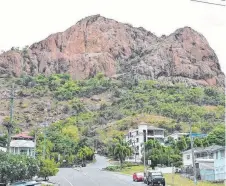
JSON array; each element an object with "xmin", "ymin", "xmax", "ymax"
[{"xmin": 190, "ymin": 0, "xmax": 226, "ymax": 6}]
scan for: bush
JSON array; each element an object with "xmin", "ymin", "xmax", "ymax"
[
  {"xmin": 38, "ymin": 159, "xmax": 59, "ymax": 181},
  {"xmin": 0, "ymin": 152, "xmax": 39, "ymax": 184},
  {"xmin": 105, "ymin": 165, "xmax": 121, "ymax": 171}
]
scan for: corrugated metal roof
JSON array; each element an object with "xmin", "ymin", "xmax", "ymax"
[
  {"xmin": 10, "ymin": 140, "xmax": 35, "ymax": 148},
  {"xmin": 147, "ymin": 126, "xmax": 165, "ymax": 130},
  {"xmin": 139, "ymin": 122, "xmax": 165, "ymax": 130},
  {"xmin": 182, "ymin": 145, "xmax": 223, "ymax": 154}
]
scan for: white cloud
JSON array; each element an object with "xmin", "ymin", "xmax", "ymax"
[{"xmin": 0, "ymin": 0, "xmax": 225, "ymax": 73}]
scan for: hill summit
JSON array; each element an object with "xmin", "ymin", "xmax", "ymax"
[{"xmin": 0, "ymin": 14, "xmax": 224, "ymax": 86}]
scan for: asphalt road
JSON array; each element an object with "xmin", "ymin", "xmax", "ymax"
[{"xmin": 50, "ymin": 155, "xmax": 145, "ymax": 186}]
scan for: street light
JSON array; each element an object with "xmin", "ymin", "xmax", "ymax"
[{"xmin": 143, "ymin": 130, "xmax": 147, "ymax": 172}]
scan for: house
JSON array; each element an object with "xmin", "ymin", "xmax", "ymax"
[
  {"xmin": 165, "ymin": 132, "xmax": 188, "ymax": 141},
  {"xmin": 182, "ymin": 145, "xmax": 225, "ymax": 182},
  {"xmin": 182, "ymin": 145, "xmax": 221, "ymax": 167},
  {"xmin": 196, "ymin": 159, "xmax": 215, "ymax": 181},
  {"xmin": 212, "ymin": 146, "xmax": 225, "ymax": 181},
  {"xmin": 125, "ymin": 122, "xmax": 165, "ymax": 162},
  {"xmin": 9, "ymin": 132, "xmax": 35, "ymax": 157},
  {"xmin": 187, "ymin": 133, "xmax": 207, "ymax": 138},
  {"xmin": 166, "ymin": 132, "xmax": 207, "ymax": 142}
]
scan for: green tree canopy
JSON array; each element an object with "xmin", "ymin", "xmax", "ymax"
[{"xmin": 38, "ymin": 158, "xmax": 59, "ymax": 181}]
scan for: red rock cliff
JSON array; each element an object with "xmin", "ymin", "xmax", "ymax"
[{"xmin": 0, "ymin": 15, "xmax": 224, "ymax": 86}]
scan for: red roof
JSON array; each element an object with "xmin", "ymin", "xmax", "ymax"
[{"xmin": 12, "ymin": 133, "xmax": 34, "ymax": 139}]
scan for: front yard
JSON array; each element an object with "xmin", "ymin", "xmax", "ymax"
[{"xmin": 106, "ymin": 164, "xmax": 224, "ymax": 186}]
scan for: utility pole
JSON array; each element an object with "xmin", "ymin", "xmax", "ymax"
[
  {"xmin": 43, "ymin": 102, "xmax": 51, "ymax": 159},
  {"xmin": 6, "ymin": 84, "xmax": 15, "ymax": 152},
  {"xmin": 143, "ymin": 130, "xmax": 146, "ymax": 172},
  {"xmin": 172, "ymin": 163, "xmax": 175, "ymax": 186},
  {"xmin": 189, "ymin": 121, "xmax": 197, "ymax": 186},
  {"xmin": 43, "ymin": 122, "xmax": 47, "ymax": 159},
  {"xmin": 143, "ymin": 142, "xmax": 146, "ymax": 171},
  {"xmin": 34, "ymin": 129, "xmax": 37, "ymax": 158}
]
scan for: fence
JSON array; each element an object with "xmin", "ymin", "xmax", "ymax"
[{"xmin": 180, "ymin": 166, "xmax": 226, "ymax": 182}]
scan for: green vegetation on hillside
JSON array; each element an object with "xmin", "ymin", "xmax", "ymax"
[{"xmin": 0, "ymin": 73, "xmax": 225, "ymax": 159}]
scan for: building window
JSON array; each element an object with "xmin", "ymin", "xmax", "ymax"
[
  {"xmin": 187, "ymin": 155, "xmax": 190, "ymax": 160},
  {"xmin": 136, "ymin": 131, "xmax": 138, "ymax": 135},
  {"xmin": 20, "ymin": 149, "xmax": 27, "ymax": 155},
  {"xmin": 201, "ymin": 152, "xmax": 207, "ymax": 157},
  {"xmin": 216, "ymin": 152, "xmax": 218, "ymax": 159},
  {"xmin": 147, "ymin": 130, "xmax": 154, "ymax": 136},
  {"xmin": 136, "ymin": 138, "xmax": 139, "ymax": 143}
]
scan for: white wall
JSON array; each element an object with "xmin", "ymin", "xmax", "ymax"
[
  {"xmin": 0, "ymin": 147, "xmax": 6, "ymax": 152},
  {"xmin": 183, "ymin": 152, "xmax": 193, "ymax": 166},
  {"xmin": 155, "ymin": 167, "xmax": 174, "ymax": 173}
]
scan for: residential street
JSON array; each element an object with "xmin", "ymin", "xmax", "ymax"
[{"xmin": 50, "ymin": 155, "xmax": 145, "ymax": 186}]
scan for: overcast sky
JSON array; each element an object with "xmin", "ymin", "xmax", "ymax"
[{"xmin": 0, "ymin": 0, "xmax": 225, "ymax": 73}]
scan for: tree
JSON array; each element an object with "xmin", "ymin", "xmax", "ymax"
[
  {"xmin": 77, "ymin": 146, "xmax": 94, "ymax": 163},
  {"xmin": 0, "ymin": 152, "xmax": 39, "ymax": 184},
  {"xmin": 113, "ymin": 138, "xmax": 132, "ymax": 168},
  {"xmin": 38, "ymin": 158, "xmax": 59, "ymax": 180},
  {"xmin": 207, "ymin": 125, "xmax": 225, "ymax": 146},
  {"xmin": 144, "ymin": 139, "xmax": 182, "ymax": 168},
  {"xmin": 62, "ymin": 125, "xmax": 79, "ymax": 143},
  {"xmin": 194, "ymin": 138, "xmax": 203, "ymax": 147},
  {"xmin": 0, "ymin": 134, "xmax": 7, "ymax": 147},
  {"xmin": 176, "ymin": 136, "xmax": 188, "ymax": 151}
]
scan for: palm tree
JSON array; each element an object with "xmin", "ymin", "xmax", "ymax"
[{"xmin": 113, "ymin": 139, "xmax": 132, "ymax": 169}]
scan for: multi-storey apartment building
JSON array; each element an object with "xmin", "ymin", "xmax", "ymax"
[{"xmin": 125, "ymin": 122, "xmax": 165, "ymax": 162}]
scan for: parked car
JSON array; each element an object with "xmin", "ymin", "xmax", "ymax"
[
  {"xmin": 146, "ymin": 171, "xmax": 165, "ymax": 186},
  {"xmin": 132, "ymin": 172, "xmax": 144, "ymax": 182},
  {"xmin": 10, "ymin": 181, "xmax": 40, "ymax": 186},
  {"xmin": 81, "ymin": 163, "xmax": 86, "ymax": 167}
]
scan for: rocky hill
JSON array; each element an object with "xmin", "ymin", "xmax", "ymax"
[{"xmin": 0, "ymin": 15, "xmax": 224, "ymax": 87}]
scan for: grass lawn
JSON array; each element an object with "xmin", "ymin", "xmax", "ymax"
[
  {"xmin": 120, "ymin": 165, "xmax": 144, "ymax": 175},
  {"xmin": 118, "ymin": 165, "xmax": 224, "ymax": 186},
  {"xmin": 164, "ymin": 174, "xmax": 224, "ymax": 186}
]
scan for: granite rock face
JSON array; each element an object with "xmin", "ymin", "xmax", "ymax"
[{"xmin": 0, "ymin": 14, "xmax": 224, "ymax": 86}]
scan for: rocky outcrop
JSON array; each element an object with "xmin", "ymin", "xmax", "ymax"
[{"xmin": 0, "ymin": 14, "xmax": 224, "ymax": 86}]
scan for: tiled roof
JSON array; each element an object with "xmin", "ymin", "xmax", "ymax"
[{"xmin": 12, "ymin": 133, "xmax": 33, "ymax": 139}]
